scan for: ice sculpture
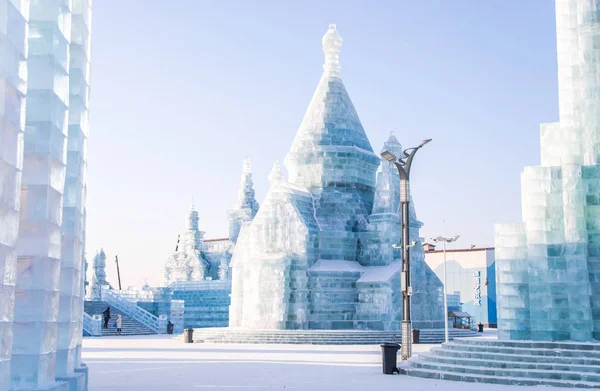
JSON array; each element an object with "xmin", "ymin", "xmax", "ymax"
[
  {"xmin": 229, "ymin": 25, "xmax": 444, "ymax": 330},
  {"xmin": 164, "ymin": 206, "xmax": 209, "ymax": 284},
  {"xmin": 0, "ymin": 1, "xmax": 29, "ymax": 388},
  {"xmin": 56, "ymin": 0, "xmax": 92, "ymax": 385},
  {"xmin": 228, "ymin": 157, "xmax": 260, "ymax": 244},
  {"xmin": 164, "ymin": 204, "xmax": 235, "ymax": 284},
  {"xmin": 86, "ymin": 249, "xmax": 109, "ymax": 300},
  {"xmin": 495, "ymin": 0, "xmax": 600, "ymax": 342},
  {"xmin": 11, "ymin": 0, "xmax": 73, "ymax": 388}
]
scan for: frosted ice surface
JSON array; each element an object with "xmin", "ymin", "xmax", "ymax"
[
  {"xmin": 57, "ymin": 0, "xmax": 92, "ymax": 375},
  {"xmin": 229, "ymin": 25, "xmax": 444, "ymax": 331},
  {"xmin": 495, "ymin": 0, "xmax": 600, "ymax": 342},
  {"xmin": 0, "ymin": 0, "xmax": 28, "ymax": 388}
]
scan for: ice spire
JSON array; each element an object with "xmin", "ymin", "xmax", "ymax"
[
  {"xmin": 268, "ymin": 161, "xmax": 284, "ymax": 185},
  {"xmin": 234, "ymin": 157, "xmax": 259, "ymax": 213},
  {"xmin": 229, "ymin": 158, "xmax": 260, "ymax": 243},
  {"xmin": 323, "ymin": 24, "xmax": 342, "ymax": 77},
  {"xmin": 86, "ymin": 249, "xmax": 108, "ymax": 300},
  {"xmin": 373, "ymin": 132, "xmax": 403, "ymax": 214},
  {"xmin": 187, "ymin": 203, "xmax": 199, "ymax": 231}
]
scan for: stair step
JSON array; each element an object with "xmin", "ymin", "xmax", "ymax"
[
  {"xmin": 84, "ymin": 300, "xmax": 157, "ymax": 337},
  {"xmin": 452, "ymin": 338, "xmax": 600, "ymax": 352},
  {"xmin": 442, "ymin": 341, "xmax": 600, "ymax": 359},
  {"xmin": 428, "ymin": 346, "xmax": 600, "ymax": 366},
  {"xmin": 409, "ymin": 360, "xmax": 600, "ymax": 383},
  {"xmin": 406, "ymin": 367, "xmax": 600, "ymax": 389},
  {"xmin": 418, "ymin": 352, "xmax": 600, "ymax": 373}
]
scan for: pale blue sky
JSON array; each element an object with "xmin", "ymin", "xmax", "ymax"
[{"xmin": 87, "ymin": 1, "xmax": 558, "ymax": 288}]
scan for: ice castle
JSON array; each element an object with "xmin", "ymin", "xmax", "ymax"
[
  {"xmin": 495, "ymin": 0, "xmax": 600, "ymax": 342},
  {"xmin": 228, "ymin": 25, "xmax": 444, "ymax": 330}
]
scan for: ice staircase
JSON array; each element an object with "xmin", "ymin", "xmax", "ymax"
[
  {"xmin": 407, "ymin": 338, "xmax": 600, "ymax": 388},
  {"xmin": 195, "ymin": 328, "xmax": 477, "ymax": 345},
  {"xmin": 84, "ymin": 301, "xmax": 157, "ymax": 336}
]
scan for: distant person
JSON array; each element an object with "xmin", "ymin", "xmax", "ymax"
[
  {"xmin": 116, "ymin": 314, "xmax": 122, "ymax": 335},
  {"xmin": 103, "ymin": 307, "xmax": 110, "ymax": 329}
]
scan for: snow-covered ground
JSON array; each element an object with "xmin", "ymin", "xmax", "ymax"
[{"xmin": 81, "ymin": 332, "xmax": 569, "ymax": 390}]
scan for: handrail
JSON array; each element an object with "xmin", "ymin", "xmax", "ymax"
[
  {"xmin": 101, "ymin": 287, "xmax": 167, "ymax": 334},
  {"xmin": 83, "ymin": 312, "xmax": 102, "ymax": 336},
  {"xmin": 168, "ymin": 280, "xmax": 231, "ymax": 291}
]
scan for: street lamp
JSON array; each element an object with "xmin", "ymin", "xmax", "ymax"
[
  {"xmin": 392, "ymin": 241, "xmax": 417, "ymax": 249},
  {"xmin": 430, "ymin": 234, "xmax": 460, "ymax": 343},
  {"xmin": 381, "ymin": 138, "xmax": 432, "ymax": 360}
]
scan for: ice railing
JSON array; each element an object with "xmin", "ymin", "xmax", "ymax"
[
  {"xmin": 83, "ymin": 312, "xmax": 102, "ymax": 336},
  {"xmin": 113, "ymin": 288, "xmax": 156, "ymax": 302},
  {"xmin": 101, "ymin": 287, "xmax": 167, "ymax": 333},
  {"xmin": 168, "ymin": 279, "xmax": 231, "ymax": 291}
]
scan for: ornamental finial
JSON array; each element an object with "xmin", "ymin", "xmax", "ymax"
[{"xmin": 322, "ymin": 24, "xmax": 342, "ymax": 77}]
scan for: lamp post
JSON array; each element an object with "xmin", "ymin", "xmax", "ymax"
[
  {"xmin": 381, "ymin": 138, "xmax": 431, "ymax": 360},
  {"xmin": 431, "ymin": 234, "xmax": 460, "ymax": 343},
  {"xmin": 115, "ymin": 255, "xmax": 122, "ymax": 291}
]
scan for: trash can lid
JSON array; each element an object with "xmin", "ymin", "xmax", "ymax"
[{"xmin": 381, "ymin": 343, "xmax": 400, "ymax": 348}]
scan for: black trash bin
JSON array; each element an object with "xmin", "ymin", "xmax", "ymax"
[
  {"xmin": 478, "ymin": 323, "xmax": 484, "ymax": 333},
  {"xmin": 167, "ymin": 322, "xmax": 174, "ymax": 335},
  {"xmin": 380, "ymin": 343, "xmax": 400, "ymax": 374},
  {"xmin": 412, "ymin": 329, "xmax": 420, "ymax": 344},
  {"xmin": 184, "ymin": 328, "xmax": 194, "ymax": 343}
]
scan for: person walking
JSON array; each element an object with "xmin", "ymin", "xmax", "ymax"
[
  {"xmin": 102, "ymin": 307, "xmax": 110, "ymax": 329},
  {"xmin": 116, "ymin": 314, "xmax": 122, "ymax": 335}
]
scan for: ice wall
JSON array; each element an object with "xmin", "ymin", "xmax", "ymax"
[
  {"xmin": 495, "ymin": 0, "xmax": 600, "ymax": 341},
  {"xmin": 56, "ymin": 0, "xmax": 92, "ymax": 381},
  {"xmin": 229, "ymin": 162, "xmax": 319, "ymax": 329},
  {"xmin": 11, "ymin": 0, "xmax": 72, "ymax": 387},
  {"xmin": 0, "ymin": 0, "xmax": 29, "ymax": 388}
]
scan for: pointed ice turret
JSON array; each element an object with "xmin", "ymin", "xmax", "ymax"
[
  {"xmin": 284, "ymin": 24, "xmax": 379, "ymax": 194},
  {"xmin": 282, "ymin": 24, "xmax": 380, "ymax": 261},
  {"xmin": 322, "ymin": 23, "xmax": 342, "ymax": 77},
  {"xmin": 229, "ymin": 157, "xmax": 260, "ymax": 243},
  {"xmin": 186, "ymin": 203, "xmax": 205, "ymax": 249},
  {"xmin": 373, "ymin": 132, "xmax": 403, "ymax": 214},
  {"xmin": 268, "ymin": 161, "xmax": 284, "ymax": 185},
  {"xmin": 86, "ymin": 249, "xmax": 109, "ymax": 300}
]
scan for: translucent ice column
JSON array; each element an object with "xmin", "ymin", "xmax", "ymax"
[
  {"xmin": 0, "ymin": 1, "xmax": 29, "ymax": 388},
  {"xmin": 56, "ymin": 0, "xmax": 91, "ymax": 380},
  {"xmin": 11, "ymin": 0, "xmax": 72, "ymax": 388},
  {"xmin": 494, "ymin": 223, "xmax": 530, "ymax": 340}
]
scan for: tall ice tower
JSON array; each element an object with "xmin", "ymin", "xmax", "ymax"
[
  {"xmin": 229, "ymin": 25, "xmax": 443, "ymax": 331},
  {"xmin": 283, "ymin": 24, "xmax": 380, "ymax": 261},
  {"xmin": 0, "ymin": 1, "xmax": 29, "ymax": 389},
  {"xmin": 495, "ymin": 0, "xmax": 600, "ymax": 342}
]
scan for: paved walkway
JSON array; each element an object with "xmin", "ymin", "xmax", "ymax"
[{"xmin": 81, "ymin": 332, "xmax": 570, "ymax": 391}]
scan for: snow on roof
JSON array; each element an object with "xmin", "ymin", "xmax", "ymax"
[
  {"xmin": 357, "ymin": 262, "xmax": 401, "ymax": 283},
  {"xmin": 449, "ymin": 311, "xmax": 472, "ymax": 318},
  {"xmin": 310, "ymin": 260, "xmax": 363, "ymax": 273},
  {"xmin": 309, "ymin": 260, "xmax": 402, "ymax": 283}
]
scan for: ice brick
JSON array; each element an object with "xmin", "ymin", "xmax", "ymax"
[{"xmin": 0, "ymin": 0, "xmax": 28, "ymax": 388}]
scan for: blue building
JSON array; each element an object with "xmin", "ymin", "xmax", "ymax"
[{"xmin": 424, "ymin": 246, "xmax": 497, "ymax": 328}]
